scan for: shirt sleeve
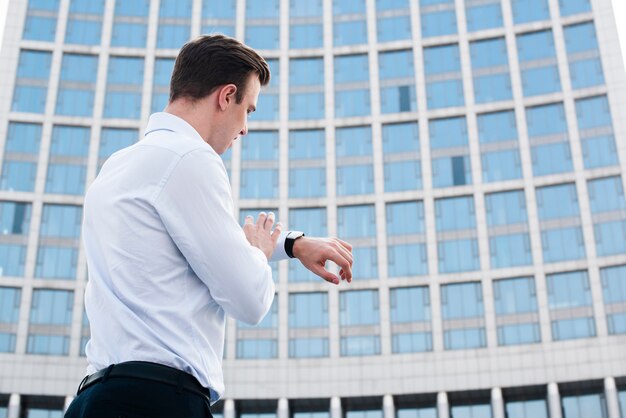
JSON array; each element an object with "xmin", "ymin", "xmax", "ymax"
[
  {"xmin": 270, "ymin": 231, "xmax": 288, "ymax": 262},
  {"xmin": 153, "ymin": 149, "xmax": 275, "ymax": 325}
]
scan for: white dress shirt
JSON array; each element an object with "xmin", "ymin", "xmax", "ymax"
[{"xmin": 83, "ymin": 112, "xmax": 286, "ymax": 403}]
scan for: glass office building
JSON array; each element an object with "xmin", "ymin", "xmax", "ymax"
[{"xmin": 0, "ymin": 0, "xmax": 626, "ymax": 416}]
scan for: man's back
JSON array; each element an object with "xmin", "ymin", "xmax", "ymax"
[{"xmin": 82, "ymin": 113, "xmax": 275, "ymax": 402}]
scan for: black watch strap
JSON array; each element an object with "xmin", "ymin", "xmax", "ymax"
[{"xmin": 285, "ymin": 231, "xmax": 305, "ymax": 258}]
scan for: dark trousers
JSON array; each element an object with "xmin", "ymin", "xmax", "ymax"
[{"xmin": 64, "ymin": 374, "xmax": 213, "ymax": 418}]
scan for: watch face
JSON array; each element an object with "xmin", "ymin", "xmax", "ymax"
[{"xmin": 288, "ymin": 231, "xmax": 304, "ymax": 239}]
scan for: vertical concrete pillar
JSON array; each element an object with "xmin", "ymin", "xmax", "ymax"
[
  {"xmin": 224, "ymin": 398, "xmax": 236, "ymax": 418},
  {"xmin": 331, "ymin": 396, "xmax": 342, "ymax": 418},
  {"xmin": 605, "ymin": 377, "xmax": 621, "ymax": 418},
  {"xmin": 278, "ymin": 398, "xmax": 290, "ymax": 418},
  {"xmin": 7, "ymin": 394, "xmax": 20, "ymax": 418},
  {"xmin": 491, "ymin": 388, "xmax": 505, "ymax": 418},
  {"xmin": 437, "ymin": 392, "xmax": 449, "ymax": 418},
  {"xmin": 547, "ymin": 383, "xmax": 563, "ymax": 418},
  {"xmin": 383, "ymin": 395, "xmax": 395, "ymax": 418}
]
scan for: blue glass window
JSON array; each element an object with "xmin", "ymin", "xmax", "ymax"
[
  {"xmin": 36, "ymin": 205, "xmax": 82, "ymax": 279},
  {"xmin": 424, "ymin": 44, "xmax": 464, "ymax": 109},
  {"xmin": 536, "ymin": 183, "xmax": 585, "ymax": 263},
  {"xmin": 450, "ymin": 405, "xmax": 492, "ymax": 418},
  {"xmin": 386, "ymin": 201, "xmax": 427, "ymax": 277},
  {"xmin": 151, "ymin": 58, "xmax": 175, "ymax": 113},
  {"xmin": 390, "ymin": 286, "xmax": 432, "ymax": 353},
  {"xmin": 333, "ymin": 0, "xmax": 367, "ymax": 46},
  {"xmin": 202, "ymin": 0, "xmax": 236, "ymax": 37},
  {"xmin": 245, "ymin": 0, "xmax": 279, "ymax": 50},
  {"xmin": 0, "ymin": 287, "xmax": 20, "ymax": 352},
  {"xmin": 338, "ymin": 205, "xmax": 377, "ymax": 280},
  {"xmin": 588, "ymin": 177, "xmax": 626, "ymax": 257},
  {"xmin": 45, "ymin": 126, "xmax": 90, "ymax": 195},
  {"xmin": 478, "ymin": 110, "xmax": 522, "ymax": 182},
  {"xmin": 376, "ymin": 0, "xmax": 411, "ymax": 42},
  {"xmin": 27, "ymin": 289, "xmax": 73, "ymax": 355},
  {"xmin": 56, "ymin": 54, "xmax": 99, "ymax": 117},
  {"xmin": 289, "ymin": 130, "xmax": 326, "ymax": 198},
  {"xmin": 23, "ymin": 0, "xmax": 60, "ymax": 41},
  {"xmin": 157, "ymin": 0, "xmax": 191, "ymax": 49},
  {"xmin": 516, "ymin": 31, "xmax": 561, "ymax": 97},
  {"xmin": 99, "ymin": 128, "xmax": 137, "ymax": 170},
  {"xmin": 575, "ymin": 95, "xmax": 618, "ymax": 169},
  {"xmin": 335, "ymin": 55, "xmax": 371, "ymax": 117},
  {"xmin": 505, "ymin": 400, "xmax": 548, "ymax": 418},
  {"xmin": 290, "ymin": 58, "xmax": 325, "ymax": 120},
  {"xmin": 290, "ymin": 0, "xmax": 323, "ymax": 48},
  {"xmin": 104, "ymin": 56, "xmax": 144, "ymax": 119},
  {"xmin": 466, "ymin": 0, "xmax": 502, "ymax": 32},
  {"xmin": 470, "ymin": 38, "xmax": 512, "ymax": 104},
  {"xmin": 240, "ymin": 131, "xmax": 279, "ymax": 199},
  {"xmin": 256, "ymin": 59, "xmax": 279, "ymax": 121},
  {"xmin": 379, "ymin": 50, "xmax": 416, "ymax": 114},
  {"xmin": 511, "ymin": 0, "xmax": 550, "ymax": 24},
  {"xmin": 382, "ymin": 123, "xmax": 421, "ymax": 192},
  {"xmin": 289, "ymin": 292, "xmax": 329, "ymax": 357},
  {"xmin": 601, "ymin": 265, "xmax": 626, "ymax": 334},
  {"xmin": 111, "ymin": 0, "xmax": 150, "ymax": 47},
  {"xmin": 288, "ymin": 208, "xmax": 327, "ymax": 282},
  {"xmin": 236, "ymin": 298, "xmax": 278, "ymax": 359},
  {"xmin": 436, "ymin": 196, "xmax": 479, "ymax": 273},
  {"xmin": 441, "ymin": 282, "xmax": 486, "ymax": 350},
  {"xmin": 420, "ymin": 0, "xmax": 457, "ymax": 38},
  {"xmin": 493, "ymin": 277, "xmax": 540, "ymax": 345},
  {"xmin": 397, "ymin": 408, "xmax": 437, "ymax": 418},
  {"xmin": 526, "ymin": 103, "xmax": 572, "ymax": 176},
  {"xmin": 336, "ymin": 126, "xmax": 374, "ymax": 196},
  {"xmin": 430, "ymin": 117, "xmax": 471, "ymax": 188},
  {"xmin": 564, "ymin": 23, "xmax": 604, "ymax": 89},
  {"xmin": 65, "ymin": 0, "xmax": 104, "ymax": 45},
  {"xmin": 558, "ymin": 0, "xmax": 591, "ymax": 16},
  {"xmin": 485, "ymin": 190, "xmax": 532, "ymax": 268},
  {"xmin": 1, "ymin": 122, "xmax": 41, "ymax": 192},
  {"xmin": 12, "ymin": 50, "xmax": 52, "ymax": 113},
  {"xmin": 547, "ymin": 271, "xmax": 595, "ymax": 340},
  {"xmin": 340, "ymin": 289, "xmax": 380, "ymax": 356},
  {"xmin": 0, "ymin": 202, "xmax": 31, "ymax": 278},
  {"xmin": 562, "ymin": 393, "xmax": 608, "ymax": 418}
]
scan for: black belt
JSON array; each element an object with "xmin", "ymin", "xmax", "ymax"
[{"xmin": 78, "ymin": 361, "xmax": 211, "ymax": 400}]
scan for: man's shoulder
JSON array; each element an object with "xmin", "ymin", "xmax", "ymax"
[{"xmin": 141, "ymin": 130, "xmax": 219, "ymax": 160}]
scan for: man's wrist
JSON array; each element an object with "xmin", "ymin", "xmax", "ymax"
[{"xmin": 285, "ymin": 231, "xmax": 305, "ymax": 258}]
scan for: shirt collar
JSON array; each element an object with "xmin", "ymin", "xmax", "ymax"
[{"xmin": 145, "ymin": 112, "xmax": 206, "ymax": 144}]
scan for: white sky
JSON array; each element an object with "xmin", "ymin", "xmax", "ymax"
[{"xmin": 0, "ymin": 0, "xmax": 624, "ymax": 74}]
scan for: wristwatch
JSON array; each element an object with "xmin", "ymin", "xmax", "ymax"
[{"xmin": 285, "ymin": 231, "xmax": 305, "ymax": 258}]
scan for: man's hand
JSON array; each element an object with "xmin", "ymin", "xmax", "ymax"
[
  {"xmin": 292, "ymin": 237, "xmax": 353, "ymax": 285},
  {"xmin": 243, "ymin": 212, "xmax": 282, "ymax": 261}
]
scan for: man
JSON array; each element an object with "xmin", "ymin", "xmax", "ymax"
[{"xmin": 65, "ymin": 35, "xmax": 353, "ymax": 418}]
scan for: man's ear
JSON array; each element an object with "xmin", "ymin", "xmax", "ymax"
[{"xmin": 217, "ymin": 84, "xmax": 238, "ymax": 111}]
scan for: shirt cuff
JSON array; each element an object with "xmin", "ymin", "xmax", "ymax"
[{"xmin": 269, "ymin": 231, "xmax": 290, "ymax": 262}]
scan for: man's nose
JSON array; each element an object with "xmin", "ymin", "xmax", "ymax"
[{"xmin": 240, "ymin": 124, "xmax": 248, "ymax": 136}]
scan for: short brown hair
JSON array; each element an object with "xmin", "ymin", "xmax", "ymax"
[{"xmin": 169, "ymin": 34, "xmax": 270, "ymax": 103}]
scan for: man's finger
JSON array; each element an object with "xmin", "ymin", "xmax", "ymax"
[
  {"xmin": 256, "ymin": 212, "xmax": 267, "ymax": 227},
  {"xmin": 311, "ymin": 264, "xmax": 340, "ymax": 285},
  {"xmin": 244, "ymin": 215, "xmax": 254, "ymax": 225},
  {"xmin": 336, "ymin": 238, "xmax": 353, "ymax": 252},
  {"xmin": 271, "ymin": 222, "xmax": 282, "ymax": 241},
  {"xmin": 265, "ymin": 212, "xmax": 275, "ymax": 230},
  {"xmin": 334, "ymin": 241, "xmax": 353, "ymax": 266}
]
